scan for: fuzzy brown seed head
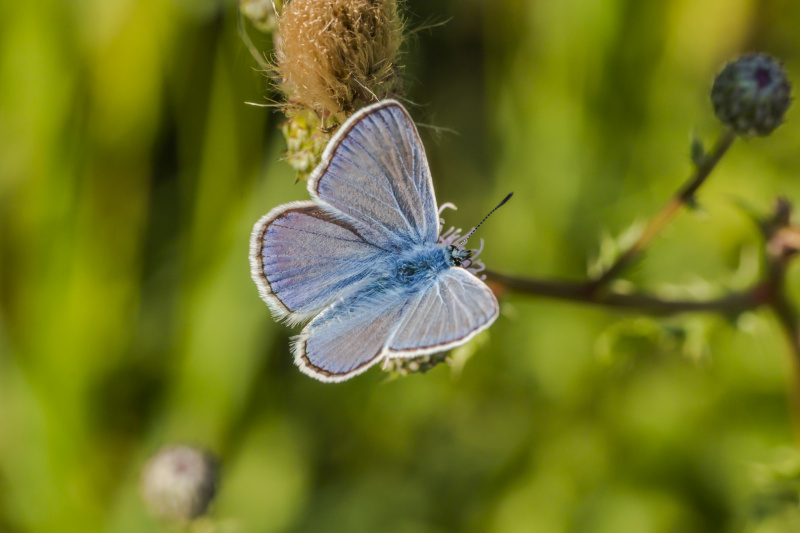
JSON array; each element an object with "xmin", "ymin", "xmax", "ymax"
[{"xmin": 274, "ymin": 0, "xmax": 404, "ymax": 119}]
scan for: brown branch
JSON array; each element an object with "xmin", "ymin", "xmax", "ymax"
[
  {"xmin": 588, "ymin": 128, "xmax": 738, "ymax": 291},
  {"xmin": 767, "ymin": 264, "xmax": 800, "ymax": 445},
  {"xmin": 761, "ymin": 202, "xmax": 800, "ymax": 443},
  {"xmin": 486, "ymin": 270, "xmax": 767, "ymax": 316},
  {"xmin": 487, "ymin": 194, "xmax": 800, "ymax": 443},
  {"xmin": 484, "ymin": 128, "xmax": 746, "ymax": 316}
]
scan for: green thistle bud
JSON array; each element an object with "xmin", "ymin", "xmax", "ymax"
[
  {"xmin": 281, "ymin": 109, "xmax": 332, "ymax": 182},
  {"xmin": 711, "ymin": 54, "xmax": 792, "ymax": 136},
  {"xmin": 140, "ymin": 445, "xmax": 218, "ymax": 524}
]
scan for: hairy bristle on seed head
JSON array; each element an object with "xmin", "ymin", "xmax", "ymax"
[{"xmin": 274, "ymin": 0, "xmax": 404, "ymax": 118}]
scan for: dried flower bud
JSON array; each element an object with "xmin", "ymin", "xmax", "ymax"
[
  {"xmin": 711, "ymin": 54, "xmax": 792, "ymax": 136},
  {"xmin": 140, "ymin": 445, "xmax": 218, "ymax": 524},
  {"xmin": 274, "ymin": 0, "xmax": 404, "ymax": 118}
]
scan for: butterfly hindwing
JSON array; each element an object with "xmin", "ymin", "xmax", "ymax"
[
  {"xmin": 293, "ymin": 267, "xmax": 499, "ymax": 382},
  {"xmin": 294, "ymin": 291, "xmax": 409, "ymax": 382},
  {"xmin": 308, "ymin": 100, "xmax": 440, "ymax": 249},
  {"xmin": 388, "ymin": 268, "xmax": 499, "ymax": 356}
]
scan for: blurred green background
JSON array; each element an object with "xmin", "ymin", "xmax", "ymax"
[{"xmin": 3, "ymin": 0, "xmax": 800, "ymax": 531}]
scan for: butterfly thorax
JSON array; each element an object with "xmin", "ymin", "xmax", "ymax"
[{"xmin": 392, "ymin": 244, "xmax": 465, "ymax": 287}]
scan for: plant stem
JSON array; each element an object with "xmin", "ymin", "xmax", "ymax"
[
  {"xmin": 588, "ymin": 128, "xmax": 738, "ymax": 291},
  {"xmin": 238, "ymin": 2, "xmax": 272, "ymax": 71}
]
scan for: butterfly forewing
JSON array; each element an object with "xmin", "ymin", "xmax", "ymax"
[
  {"xmin": 250, "ymin": 201, "xmax": 382, "ymax": 323},
  {"xmin": 308, "ymin": 101, "xmax": 440, "ymax": 248}
]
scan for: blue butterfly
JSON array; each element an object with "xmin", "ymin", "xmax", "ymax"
[{"xmin": 249, "ymin": 100, "xmax": 501, "ymax": 382}]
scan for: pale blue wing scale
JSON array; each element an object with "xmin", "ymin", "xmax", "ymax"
[
  {"xmin": 293, "ymin": 292, "xmax": 410, "ymax": 382},
  {"xmin": 308, "ymin": 100, "xmax": 440, "ymax": 249},
  {"xmin": 249, "ymin": 201, "xmax": 383, "ymax": 324},
  {"xmin": 388, "ymin": 268, "xmax": 499, "ymax": 356}
]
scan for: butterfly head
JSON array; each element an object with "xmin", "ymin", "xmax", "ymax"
[
  {"xmin": 446, "ymin": 245, "xmax": 473, "ymax": 267},
  {"xmin": 437, "ymin": 193, "xmax": 512, "ymax": 278},
  {"xmin": 438, "ymin": 215, "xmax": 486, "ymax": 277}
]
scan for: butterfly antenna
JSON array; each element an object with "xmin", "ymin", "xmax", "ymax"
[{"xmin": 458, "ymin": 192, "xmax": 513, "ymax": 246}]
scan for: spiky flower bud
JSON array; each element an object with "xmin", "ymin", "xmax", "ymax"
[
  {"xmin": 140, "ymin": 445, "xmax": 218, "ymax": 524},
  {"xmin": 274, "ymin": 0, "xmax": 404, "ymax": 118},
  {"xmin": 711, "ymin": 54, "xmax": 792, "ymax": 136}
]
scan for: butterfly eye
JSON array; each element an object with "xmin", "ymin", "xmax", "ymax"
[{"xmin": 445, "ymin": 245, "xmax": 458, "ymax": 265}]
